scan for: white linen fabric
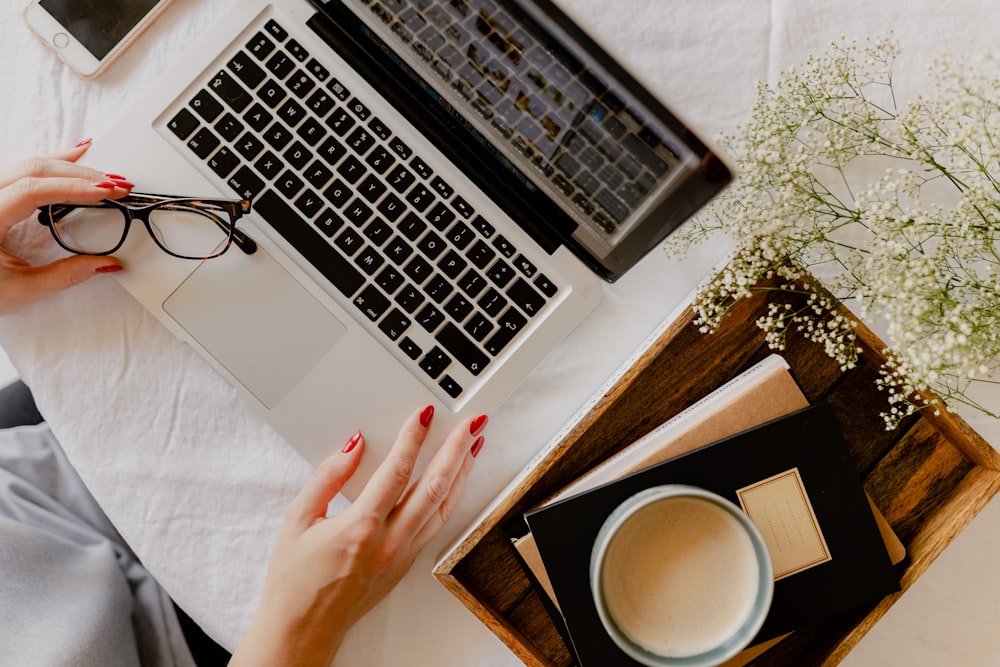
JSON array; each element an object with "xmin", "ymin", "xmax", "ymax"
[
  {"xmin": 0, "ymin": 423, "xmax": 195, "ymax": 667},
  {"xmin": 1, "ymin": 1, "xmax": 999, "ymax": 666}
]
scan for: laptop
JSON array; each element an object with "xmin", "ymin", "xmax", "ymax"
[{"xmin": 84, "ymin": 0, "xmax": 731, "ymax": 497}]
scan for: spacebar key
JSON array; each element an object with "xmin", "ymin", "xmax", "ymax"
[{"xmin": 255, "ymin": 191, "xmax": 365, "ymax": 298}]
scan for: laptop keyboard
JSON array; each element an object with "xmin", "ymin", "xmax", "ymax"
[
  {"xmin": 163, "ymin": 16, "xmax": 559, "ymax": 402},
  {"xmin": 354, "ymin": 0, "xmax": 680, "ymax": 236}
]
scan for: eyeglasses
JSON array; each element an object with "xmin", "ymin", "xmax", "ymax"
[{"xmin": 38, "ymin": 192, "xmax": 257, "ymax": 260}]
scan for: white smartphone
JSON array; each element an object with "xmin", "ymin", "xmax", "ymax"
[{"xmin": 23, "ymin": 0, "xmax": 175, "ymax": 79}]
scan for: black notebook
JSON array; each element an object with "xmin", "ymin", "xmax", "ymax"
[{"xmin": 524, "ymin": 403, "xmax": 901, "ymax": 666}]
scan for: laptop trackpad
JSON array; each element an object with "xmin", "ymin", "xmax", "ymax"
[{"xmin": 163, "ymin": 248, "xmax": 347, "ymax": 409}]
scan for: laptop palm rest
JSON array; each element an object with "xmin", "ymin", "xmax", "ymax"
[{"xmin": 163, "ymin": 247, "xmax": 347, "ymax": 409}]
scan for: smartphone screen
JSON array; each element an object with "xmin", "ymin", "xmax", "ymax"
[{"xmin": 38, "ymin": 0, "xmax": 159, "ymax": 60}]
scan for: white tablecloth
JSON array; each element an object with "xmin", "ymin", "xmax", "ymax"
[{"xmin": 3, "ymin": 1, "xmax": 1000, "ymax": 665}]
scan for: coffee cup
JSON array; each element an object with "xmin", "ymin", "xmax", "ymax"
[{"xmin": 590, "ymin": 485, "xmax": 773, "ymax": 667}]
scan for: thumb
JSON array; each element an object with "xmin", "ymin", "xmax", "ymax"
[
  {"xmin": 0, "ymin": 255, "xmax": 123, "ymax": 314},
  {"xmin": 288, "ymin": 432, "xmax": 365, "ymax": 527}
]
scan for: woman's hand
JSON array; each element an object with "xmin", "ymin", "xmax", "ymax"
[
  {"xmin": 0, "ymin": 142, "xmax": 133, "ymax": 315},
  {"xmin": 230, "ymin": 406, "xmax": 487, "ymax": 666}
]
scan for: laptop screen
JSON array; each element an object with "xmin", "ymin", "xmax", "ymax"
[{"xmin": 309, "ymin": 0, "xmax": 731, "ymax": 281}]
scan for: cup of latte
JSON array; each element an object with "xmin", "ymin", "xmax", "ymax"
[{"xmin": 590, "ymin": 485, "xmax": 773, "ymax": 667}]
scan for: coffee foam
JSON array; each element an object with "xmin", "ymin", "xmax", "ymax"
[{"xmin": 600, "ymin": 496, "xmax": 760, "ymax": 657}]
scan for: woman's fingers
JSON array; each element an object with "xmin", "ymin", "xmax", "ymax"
[
  {"xmin": 286, "ymin": 431, "xmax": 366, "ymax": 528},
  {"xmin": 411, "ymin": 443, "xmax": 478, "ymax": 550},
  {"xmin": 0, "ymin": 176, "xmax": 132, "ymax": 237},
  {"xmin": 0, "ymin": 145, "xmax": 107, "ymax": 191},
  {"xmin": 0, "ymin": 255, "xmax": 124, "ymax": 315},
  {"xmin": 390, "ymin": 414, "xmax": 487, "ymax": 540},
  {"xmin": 355, "ymin": 406, "xmax": 436, "ymax": 519}
]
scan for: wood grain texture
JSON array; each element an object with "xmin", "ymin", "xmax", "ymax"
[{"xmin": 433, "ymin": 275, "xmax": 1000, "ymax": 666}]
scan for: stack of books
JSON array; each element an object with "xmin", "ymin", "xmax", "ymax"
[{"xmin": 510, "ymin": 355, "xmax": 903, "ymax": 666}]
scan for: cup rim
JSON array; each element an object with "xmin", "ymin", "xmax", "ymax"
[{"xmin": 590, "ymin": 484, "xmax": 774, "ymax": 667}]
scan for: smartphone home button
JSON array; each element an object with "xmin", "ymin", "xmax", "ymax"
[{"xmin": 52, "ymin": 32, "xmax": 70, "ymax": 48}]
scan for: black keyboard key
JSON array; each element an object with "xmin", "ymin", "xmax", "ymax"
[
  {"xmin": 264, "ymin": 19, "xmax": 288, "ymax": 41},
  {"xmin": 256, "ymin": 194, "xmax": 362, "ymax": 298},
  {"xmin": 276, "ymin": 170, "xmax": 304, "ymax": 199},
  {"xmin": 277, "ymin": 98, "xmax": 306, "ymax": 127},
  {"xmin": 430, "ymin": 176, "xmax": 454, "ymax": 198},
  {"xmin": 363, "ymin": 218, "xmax": 393, "ymax": 246},
  {"xmin": 446, "ymin": 221, "xmax": 475, "ymax": 250},
  {"xmin": 318, "ymin": 136, "xmax": 346, "ymax": 165},
  {"xmin": 436, "ymin": 323, "xmax": 489, "ymax": 376},
  {"xmin": 470, "ymin": 214, "xmax": 495, "ymax": 237},
  {"xmin": 424, "ymin": 274, "xmax": 453, "ymax": 304},
  {"xmin": 478, "ymin": 287, "xmax": 507, "ymax": 317},
  {"xmin": 491, "ymin": 234, "xmax": 516, "ymax": 258},
  {"xmin": 334, "ymin": 227, "xmax": 364, "ymax": 256},
  {"xmin": 226, "ymin": 166, "xmax": 265, "ymax": 201},
  {"xmin": 228, "ymin": 51, "xmax": 266, "ymax": 89},
  {"xmin": 485, "ymin": 308, "xmax": 527, "ymax": 356},
  {"xmin": 486, "ymin": 259, "xmax": 515, "ymax": 287},
  {"xmin": 306, "ymin": 58, "xmax": 330, "ymax": 82},
  {"xmin": 464, "ymin": 312, "xmax": 493, "ymax": 341},
  {"xmin": 404, "ymin": 255, "xmax": 433, "ymax": 284},
  {"xmin": 376, "ymin": 265, "xmax": 405, "ymax": 293},
  {"xmin": 416, "ymin": 304, "xmax": 445, "ymax": 333},
  {"xmin": 425, "ymin": 201, "xmax": 455, "ymax": 231},
  {"xmin": 344, "ymin": 199, "xmax": 373, "ymax": 227},
  {"xmin": 385, "ymin": 236, "xmax": 414, "ymax": 265},
  {"xmin": 595, "ymin": 188, "xmax": 629, "ymax": 223},
  {"xmin": 365, "ymin": 147, "xmax": 396, "ymax": 174},
  {"xmin": 452, "ymin": 196, "xmax": 474, "ymax": 218},
  {"xmin": 553, "ymin": 173, "xmax": 575, "ymax": 197},
  {"xmin": 354, "ymin": 246, "xmax": 385, "ymax": 275},
  {"xmin": 507, "ymin": 277, "xmax": 545, "ymax": 317},
  {"xmin": 187, "ymin": 127, "xmax": 221, "ymax": 159},
  {"xmin": 296, "ymin": 117, "xmax": 326, "ymax": 146},
  {"xmin": 284, "ymin": 141, "xmax": 313, "ymax": 170},
  {"xmin": 395, "ymin": 282, "xmax": 424, "ymax": 313},
  {"xmin": 399, "ymin": 336, "xmax": 422, "ymax": 360},
  {"xmin": 326, "ymin": 108, "xmax": 356, "ymax": 136},
  {"xmin": 438, "ymin": 250, "xmax": 467, "ymax": 279},
  {"xmin": 306, "ymin": 89, "xmax": 335, "ymax": 117},
  {"xmin": 417, "ymin": 231, "xmax": 446, "ymax": 260},
  {"xmin": 439, "ymin": 375, "xmax": 463, "ymax": 399},
  {"xmin": 398, "ymin": 212, "xmax": 426, "ymax": 241},
  {"xmin": 168, "ymin": 108, "xmax": 200, "ymax": 140},
  {"xmin": 358, "ymin": 174, "xmax": 387, "ymax": 203},
  {"xmin": 207, "ymin": 146, "xmax": 240, "ymax": 178},
  {"xmin": 235, "ymin": 134, "xmax": 265, "ymax": 160},
  {"xmin": 467, "ymin": 239, "xmax": 496, "ymax": 269},
  {"xmin": 389, "ymin": 137, "xmax": 412, "ymax": 159},
  {"xmin": 265, "ymin": 52, "xmax": 295, "ymax": 80},
  {"xmin": 303, "ymin": 161, "xmax": 333, "ymax": 189},
  {"xmin": 444, "ymin": 294, "xmax": 473, "ymax": 321},
  {"xmin": 244, "ymin": 103, "xmax": 273, "ymax": 131},
  {"xmin": 286, "ymin": 38, "xmax": 309, "ymax": 62},
  {"xmin": 458, "ymin": 270, "xmax": 487, "ymax": 298},
  {"xmin": 190, "ymin": 90, "xmax": 224, "ymax": 122},
  {"xmin": 327, "ymin": 78, "xmax": 350, "ymax": 101},
  {"xmin": 534, "ymin": 274, "xmax": 558, "ymax": 297},
  {"xmin": 354, "ymin": 284, "xmax": 390, "ymax": 321},
  {"xmin": 379, "ymin": 308, "xmax": 411, "ymax": 341},
  {"xmin": 209, "ymin": 71, "xmax": 253, "ymax": 112},
  {"xmin": 346, "ymin": 127, "xmax": 376, "ymax": 155},
  {"xmin": 294, "ymin": 189, "xmax": 324, "ymax": 219},
  {"xmin": 368, "ymin": 117, "xmax": 392, "ymax": 140},
  {"xmin": 254, "ymin": 151, "xmax": 283, "ymax": 179},
  {"xmin": 324, "ymin": 178, "xmax": 352, "ymax": 208},
  {"xmin": 419, "ymin": 346, "xmax": 450, "ymax": 379},
  {"xmin": 258, "ymin": 79, "xmax": 287, "ymax": 109},
  {"xmin": 387, "ymin": 164, "xmax": 416, "ymax": 193},
  {"xmin": 247, "ymin": 32, "xmax": 276, "ymax": 61},
  {"xmin": 346, "ymin": 98, "xmax": 371, "ymax": 120},
  {"xmin": 376, "ymin": 193, "xmax": 405, "ymax": 222},
  {"xmin": 263, "ymin": 123, "xmax": 294, "ymax": 150},
  {"xmin": 314, "ymin": 209, "xmax": 344, "ymax": 237},
  {"xmin": 512, "ymin": 254, "xmax": 537, "ymax": 278},
  {"xmin": 406, "ymin": 185, "xmax": 435, "ymax": 212},
  {"xmin": 410, "ymin": 155, "xmax": 432, "ymax": 179},
  {"xmin": 337, "ymin": 155, "xmax": 366, "ymax": 184}
]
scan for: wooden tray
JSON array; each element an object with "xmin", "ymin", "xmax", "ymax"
[{"xmin": 434, "ymin": 278, "xmax": 1000, "ymax": 666}]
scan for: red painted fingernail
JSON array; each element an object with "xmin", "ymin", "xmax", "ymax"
[
  {"xmin": 110, "ymin": 179, "xmax": 135, "ymax": 189},
  {"xmin": 341, "ymin": 430, "xmax": 362, "ymax": 453},
  {"xmin": 470, "ymin": 414, "xmax": 488, "ymax": 437},
  {"xmin": 95, "ymin": 265, "xmax": 123, "ymax": 274},
  {"xmin": 419, "ymin": 405, "xmax": 434, "ymax": 428},
  {"xmin": 76, "ymin": 138, "xmax": 93, "ymax": 147},
  {"xmin": 105, "ymin": 173, "xmax": 127, "ymax": 180},
  {"xmin": 93, "ymin": 181, "xmax": 118, "ymax": 190},
  {"xmin": 471, "ymin": 436, "xmax": 485, "ymax": 458}
]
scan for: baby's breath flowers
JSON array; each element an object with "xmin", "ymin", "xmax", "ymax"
[{"xmin": 667, "ymin": 37, "xmax": 1000, "ymax": 428}]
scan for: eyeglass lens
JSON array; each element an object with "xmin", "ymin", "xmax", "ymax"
[{"xmin": 46, "ymin": 203, "xmax": 234, "ymax": 259}]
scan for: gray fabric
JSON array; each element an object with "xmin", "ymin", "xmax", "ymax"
[{"xmin": 0, "ymin": 423, "xmax": 196, "ymax": 667}]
